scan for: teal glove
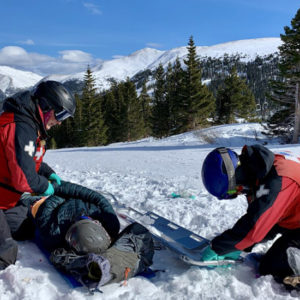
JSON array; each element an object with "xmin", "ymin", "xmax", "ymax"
[
  {"xmin": 223, "ymin": 250, "xmax": 242, "ymax": 260},
  {"xmin": 202, "ymin": 246, "xmax": 241, "ymax": 261},
  {"xmin": 201, "ymin": 246, "xmax": 219, "ymax": 261},
  {"xmin": 42, "ymin": 182, "xmax": 54, "ymax": 196},
  {"xmin": 49, "ymin": 173, "xmax": 61, "ymax": 185}
]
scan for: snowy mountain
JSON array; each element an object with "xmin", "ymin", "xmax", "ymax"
[
  {"xmin": 0, "ymin": 66, "xmax": 42, "ymax": 96},
  {"xmin": 48, "ymin": 37, "xmax": 281, "ymax": 90},
  {"xmin": 2, "ymin": 122, "xmax": 299, "ymax": 299},
  {"xmin": 0, "ymin": 37, "xmax": 281, "ymax": 95}
]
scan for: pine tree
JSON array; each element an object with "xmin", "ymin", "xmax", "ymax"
[
  {"xmin": 166, "ymin": 58, "xmax": 185, "ymax": 134},
  {"xmin": 113, "ymin": 81, "xmax": 128, "ymax": 142},
  {"xmin": 88, "ymin": 94, "xmax": 108, "ymax": 146},
  {"xmin": 151, "ymin": 64, "xmax": 170, "ymax": 137},
  {"xmin": 216, "ymin": 67, "xmax": 256, "ymax": 124},
  {"xmin": 71, "ymin": 94, "xmax": 84, "ymax": 146},
  {"xmin": 138, "ymin": 80, "xmax": 152, "ymax": 136},
  {"xmin": 268, "ymin": 8, "xmax": 300, "ymax": 143},
  {"xmin": 82, "ymin": 67, "xmax": 107, "ymax": 146},
  {"xmin": 124, "ymin": 78, "xmax": 145, "ymax": 140},
  {"xmin": 182, "ymin": 36, "xmax": 215, "ymax": 130},
  {"xmin": 102, "ymin": 90, "xmax": 118, "ymax": 143}
]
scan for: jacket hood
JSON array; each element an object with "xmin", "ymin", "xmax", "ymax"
[
  {"xmin": 3, "ymin": 90, "xmax": 47, "ymax": 138},
  {"xmin": 236, "ymin": 144, "xmax": 275, "ymax": 184}
]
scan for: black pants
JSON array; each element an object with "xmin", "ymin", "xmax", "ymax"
[
  {"xmin": 0, "ymin": 204, "xmax": 35, "ymax": 270},
  {"xmin": 4, "ymin": 204, "xmax": 35, "ymax": 241},
  {"xmin": 0, "ymin": 210, "xmax": 17, "ymax": 269},
  {"xmin": 259, "ymin": 228, "xmax": 300, "ymax": 283}
]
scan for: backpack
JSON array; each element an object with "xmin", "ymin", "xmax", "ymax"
[{"xmin": 50, "ymin": 222, "xmax": 154, "ymax": 292}]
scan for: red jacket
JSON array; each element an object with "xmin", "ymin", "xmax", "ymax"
[
  {"xmin": 211, "ymin": 145, "xmax": 300, "ymax": 255},
  {"xmin": 0, "ymin": 91, "xmax": 54, "ymax": 209}
]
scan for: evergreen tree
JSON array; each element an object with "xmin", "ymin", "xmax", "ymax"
[
  {"xmin": 102, "ymin": 90, "xmax": 118, "ymax": 143},
  {"xmin": 124, "ymin": 78, "xmax": 145, "ymax": 140},
  {"xmin": 268, "ymin": 8, "xmax": 300, "ymax": 143},
  {"xmin": 113, "ymin": 81, "xmax": 128, "ymax": 142},
  {"xmin": 166, "ymin": 58, "xmax": 186, "ymax": 134},
  {"xmin": 151, "ymin": 64, "xmax": 170, "ymax": 137},
  {"xmin": 216, "ymin": 67, "xmax": 256, "ymax": 124},
  {"xmin": 182, "ymin": 36, "xmax": 215, "ymax": 130},
  {"xmin": 138, "ymin": 80, "xmax": 152, "ymax": 136},
  {"xmin": 82, "ymin": 67, "xmax": 107, "ymax": 146}
]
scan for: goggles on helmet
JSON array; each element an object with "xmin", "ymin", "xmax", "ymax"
[
  {"xmin": 217, "ymin": 147, "xmax": 237, "ymax": 199},
  {"xmin": 223, "ymin": 184, "xmax": 243, "ymax": 199},
  {"xmin": 55, "ymin": 109, "xmax": 72, "ymax": 122}
]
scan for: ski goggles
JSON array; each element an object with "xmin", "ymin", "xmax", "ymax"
[
  {"xmin": 55, "ymin": 109, "xmax": 72, "ymax": 122},
  {"xmin": 224, "ymin": 185, "xmax": 244, "ymax": 199}
]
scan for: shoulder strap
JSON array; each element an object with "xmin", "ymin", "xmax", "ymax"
[{"xmin": 0, "ymin": 181, "xmax": 23, "ymax": 195}]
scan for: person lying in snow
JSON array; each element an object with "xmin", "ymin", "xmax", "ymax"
[
  {"xmin": 20, "ymin": 181, "xmax": 154, "ymax": 289},
  {"xmin": 201, "ymin": 144, "xmax": 300, "ymax": 291}
]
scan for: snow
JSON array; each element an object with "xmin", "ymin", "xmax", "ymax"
[
  {"xmin": 195, "ymin": 38, "xmax": 281, "ymax": 60},
  {"xmin": 48, "ymin": 37, "xmax": 282, "ymax": 91},
  {"xmin": 0, "ymin": 66, "xmax": 42, "ymax": 93},
  {"xmin": 0, "ymin": 37, "xmax": 281, "ymax": 94},
  {"xmin": 2, "ymin": 122, "xmax": 300, "ymax": 299}
]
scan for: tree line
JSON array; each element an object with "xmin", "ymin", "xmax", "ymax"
[
  {"xmin": 266, "ymin": 8, "xmax": 300, "ymax": 143},
  {"xmin": 50, "ymin": 36, "xmax": 258, "ymax": 149}
]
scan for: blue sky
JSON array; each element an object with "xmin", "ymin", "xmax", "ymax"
[{"xmin": 0, "ymin": 0, "xmax": 299, "ymax": 75}]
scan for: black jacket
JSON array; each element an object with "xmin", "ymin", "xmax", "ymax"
[{"xmin": 20, "ymin": 181, "xmax": 120, "ymax": 251}]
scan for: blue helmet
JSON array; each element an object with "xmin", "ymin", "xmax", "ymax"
[{"xmin": 201, "ymin": 147, "xmax": 239, "ymax": 200}]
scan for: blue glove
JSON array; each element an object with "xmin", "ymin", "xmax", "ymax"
[
  {"xmin": 202, "ymin": 246, "xmax": 241, "ymax": 261},
  {"xmin": 49, "ymin": 173, "xmax": 61, "ymax": 185},
  {"xmin": 42, "ymin": 182, "xmax": 54, "ymax": 196}
]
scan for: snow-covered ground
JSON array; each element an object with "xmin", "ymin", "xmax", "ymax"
[{"xmin": 1, "ymin": 122, "xmax": 300, "ymax": 300}]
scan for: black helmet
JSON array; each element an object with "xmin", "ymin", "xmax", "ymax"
[
  {"xmin": 65, "ymin": 219, "xmax": 111, "ymax": 254},
  {"xmin": 33, "ymin": 80, "xmax": 76, "ymax": 121}
]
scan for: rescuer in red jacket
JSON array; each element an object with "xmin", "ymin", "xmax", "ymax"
[
  {"xmin": 0, "ymin": 80, "xmax": 75, "ymax": 269},
  {"xmin": 201, "ymin": 145, "xmax": 300, "ymax": 290}
]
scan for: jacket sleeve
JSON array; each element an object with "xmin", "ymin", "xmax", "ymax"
[
  {"xmin": 35, "ymin": 195, "xmax": 65, "ymax": 231},
  {"xmin": 3, "ymin": 121, "xmax": 49, "ymax": 194},
  {"xmin": 211, "ymin": 168, "xmax": 299, "ymax": 255},
  {"xmin": 38, "ymin": 162, "xmax": 55, "ymax": 178},
  {"xmin": 54, "ymin": 181, "xmax": 120, "ymax": 238}
]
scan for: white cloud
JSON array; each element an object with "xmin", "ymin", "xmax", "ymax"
[
  {"xmin": 18, "ymin": 39, "xmax": 35, "ymax": 45},
  {"xmin": 146, "ymin": 43, "xmax": 162, "ymax": 48},
  {"xmin": 59, "ymin": 50, "xmax": 92, "ymax": 63},
  {"xmin": 0, "ymin": 46, "xmax": 45, "ymax": 66},
  {"xmin": 83, "ymin": 2, "xmax": 102, "ymax": 15},
  {"xmin": 0, "ymin": 46, "xmax": 99, "ymax": 76}
]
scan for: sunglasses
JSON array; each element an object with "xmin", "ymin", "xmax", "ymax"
[{"xmin": 55, "ymin": 109, "xmax": 72, "ymax": 122}]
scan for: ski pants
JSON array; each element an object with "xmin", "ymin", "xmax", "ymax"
[
  {"xmin": 259, "ymin": 228, "xmax": 300, "ymax": 282},
  {"xmin": 0, "ymin": 204, "xmax": 35, "ymax": 269}
]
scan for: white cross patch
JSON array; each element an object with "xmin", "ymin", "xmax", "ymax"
[
  {"xmin": 256, "ymin": 184, "xmax": 270, "ymax": 198},
  {"xmin": 24, "ymin": 141, "xmax": 35, "ymax": 157},
  {"xmin": 35, "ymin": 146, "xmax": 44, "ymax": 160}
]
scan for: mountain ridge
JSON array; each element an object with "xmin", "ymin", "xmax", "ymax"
[{"xmin": 0, "ymin": 37, "xmax": 281, "ymax": 96}]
